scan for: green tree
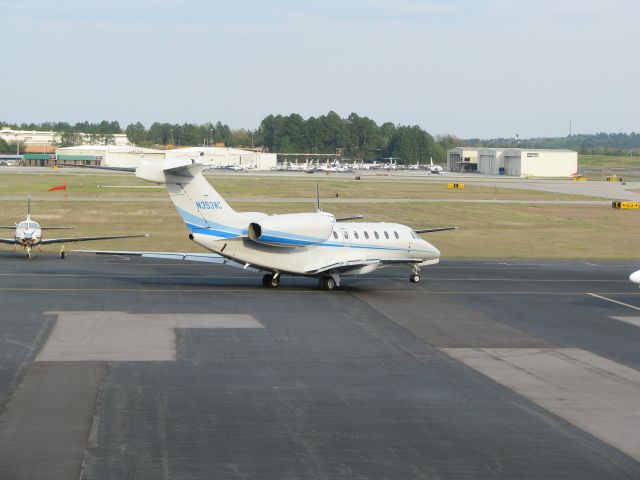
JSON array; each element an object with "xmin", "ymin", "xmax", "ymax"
[{"xmin": 125, "ymin": 122, "xmax": 148, "ymax": 146}]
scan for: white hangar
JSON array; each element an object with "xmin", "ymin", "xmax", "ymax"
[{"xmin": 448, "ymin": 147, "xmax": 577, "ymax": 177}]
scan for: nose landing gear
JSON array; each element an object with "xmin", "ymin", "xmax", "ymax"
[
  {"xmin": 409, "ymin": 264, "xmax": 420, "ymax": 283},
  {"xmin": 262, "ymin": 272, "xmax": 281, "ymax": 288}
]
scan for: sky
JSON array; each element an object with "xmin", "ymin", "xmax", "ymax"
[{"xmin": 1, "ymin": 0, "xmax": 638, "ymax": 138}]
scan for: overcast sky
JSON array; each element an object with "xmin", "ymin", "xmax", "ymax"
[{"xmin": 1, "ymin": 0, "xmax": 637, "ymax": 138}]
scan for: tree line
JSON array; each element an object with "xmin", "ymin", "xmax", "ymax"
[
  {"xmin": 3, "ymin": 116, "xmax": 639, "ymax": 160},
  {"xmin": 0, "ymin": 114, "xmax": 460, "ymax": 163},
  {"xmin": 466, "ymin": 132, "xmax": 640, "ymax": 156}
]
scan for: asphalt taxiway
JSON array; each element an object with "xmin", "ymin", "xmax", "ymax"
[{"xmin": 1, "ymin": 254, "xmax": 640, "ymax": 479}]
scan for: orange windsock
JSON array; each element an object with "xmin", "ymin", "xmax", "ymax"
[{"xmin": 48, "ymin": 183, "xmax": 67, "ymax": 192}]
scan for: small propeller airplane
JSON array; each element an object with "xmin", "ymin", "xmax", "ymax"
[
  {"xmin": 66, "ymin": 159, "xmax": 456, "ymax": 290},
  {"xmin": 0, "ymin": 196, "xmax": 148, "ymax": 259}
]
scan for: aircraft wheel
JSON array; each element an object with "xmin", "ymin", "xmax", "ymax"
[
  {"xmin": 321, "ymin": 276, "xmax": 336, "ymax": 291},
  {"xmin": 60, "ymin": 251, "xmax": 66, "ymax": 259},
  {"xmin": 262, "ymin": 273, "xmax": 280, "ymax": 288},
  {"xmin": 410, "ymin": 274, "xmax": 420, "ymax": 283},
  {"xmin": 269, "ymin": 275, "xmax": 281, "ymax": 288}
]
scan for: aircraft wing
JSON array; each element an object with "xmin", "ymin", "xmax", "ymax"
[
  {"xmin": 0, "ymin": 238, "xmax": 16, "ymax": 244},
  {"xmin": 335, "ymin": 215, "xmax": 364, "ymax": 222},
  {"xmin": 414, "ymin": 227, "xmax": 458, "ymax": 234},
  {"xmin": 71, "ymin": 250, "xmax": 226, "ymax": 263},
  {"xmin": 40, "ymin": 234, "xmax": 149, "ymax": 245},
  {"xmin": 305, "ymin": 257, "xmax": 435, "ymax": 275},
  {"xmin": 0, "ymin": 226, "xmax": 16, "ymax": 229},
  {"xmin": 71, "ymin": 249, "xmax": 261, "ymax": 271}
]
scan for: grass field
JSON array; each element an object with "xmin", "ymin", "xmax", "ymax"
[
  {"xmin": 1, "ymin": 173, "xmax": 638, "ymax": 259},
  {"xmin": 0, "ymin": 171, "xmax": 594, "ymax": 201},
  {"xmin": 579, "ymin": 154, "xmax": 640, "ymax": 168}
]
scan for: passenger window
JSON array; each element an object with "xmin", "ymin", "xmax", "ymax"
[
  {"xmin": 354, "ymin": 231, "xmax": 359, "ymax": 239},
  {"xmin": 364, "ymin": 231, "xmax": 369, "ymax": 239},
  {"xmin": 384, "ymin": 231, "xmax": 389, "ymax": 239},
  {"xmin": 374, "ymin": 231, "xmax": 379, "ymax": 239},
  {"xmin": 332, "ymin": 231, "xmax": 338, "ymax": 239},
  {"xmin": 394, "ymin": 231, "xmax": 399, "ymax": 239},
  {"xmin": 343, "ymin": 230, "xmax": 349, "ymax": 240}
]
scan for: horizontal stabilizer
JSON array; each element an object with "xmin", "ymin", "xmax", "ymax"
[{"xmin": 57, "ymin": 164, "xmax": 135, "ymax": 172}]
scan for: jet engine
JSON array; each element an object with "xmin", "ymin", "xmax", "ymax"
[{"xmin": 247, "ymin": 213, "xmax": 333, "ymax": 247}]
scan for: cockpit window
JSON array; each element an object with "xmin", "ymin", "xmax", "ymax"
[{"xmin": 17, "ymin": 222, "xmax": 27, "ymax": 229}]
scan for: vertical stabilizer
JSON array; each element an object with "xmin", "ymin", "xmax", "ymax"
[
  {"xmin": 137, "ymin": 161, "xmax": 248, "ymax": 239},
  {"xmin": 27, "ymin": 195, "xmax": 31, "ymax": 221}
]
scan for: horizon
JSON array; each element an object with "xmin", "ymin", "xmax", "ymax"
[{"xmin": 1, "ymin": 0, "xmax": 638, "ymax": 138}]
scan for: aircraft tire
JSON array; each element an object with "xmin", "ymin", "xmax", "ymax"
[
  {"xmin": 269, "ymin": 275, "xmax": 280, "ymax": 288},
  {"xmin": 410, "ymin": 274, "xmax": 420, "ymax": 283},
  {"xmin": 321, "ymin": 276, "xmax": 336, "ymax": 291},
  {"xmin": 262, "ymin": 274, "xmax": 272, "ymax": 287},
  {"xmin": 60, "ymin": 251, "xmax": 65, "ymax": 259}
]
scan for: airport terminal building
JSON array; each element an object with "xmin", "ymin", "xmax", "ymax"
[{"xmin": 447, "ymin": 147, "xmax": 577, "ymax": 177}]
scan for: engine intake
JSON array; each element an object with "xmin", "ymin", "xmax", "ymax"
[{"xmin": 247, "ymin": 213, "xmax": 333, "ymax": 247}]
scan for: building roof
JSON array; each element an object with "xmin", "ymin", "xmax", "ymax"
[{"xmin": 56, "ymin": 145, "xmax": 163, "ymax": 154}]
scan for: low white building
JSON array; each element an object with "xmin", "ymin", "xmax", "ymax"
[
  {"xmin": 56, "ymin": 145, "xmax": 165, "ymax": 167},
  {"xmin": 449, "ymin": 147, "xmax": 577, "ymax": 177},
  {"xmin": 55, "ymin": 145, "xmax": 279, "ymax": 170},
  {"xmin": 0, "ymin": 128, "xmax": 129, "ymax": 147},
  {"xmin": 164, "ymin": 147, "xmax": 277, "ymax": 170},
  {"xmin": 447, "ymin": 147, "xmax": 480, "ymax": 172},
  {"xmin": 477, "ymin": 148, "xmax": 507, "ymax": 175},
  {"xmin": 502, "ymin": 149, "xmax": 577, "ymax": 177}
]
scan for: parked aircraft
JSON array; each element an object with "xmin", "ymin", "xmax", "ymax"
[
  {"xmin": 427, "ymin": 157, "xmax": 443, "ymax": 174},
  {"xmin": 69, "ymin": 160, "xmax": 455, "ymax": 290},
  {"xmin": 0, "ymin": 196, "xmax": 148, "ymax": 259}
]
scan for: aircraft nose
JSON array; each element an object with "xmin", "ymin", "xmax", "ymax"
[
  {"xmin": 629, "ymin": 270, "xmax": 640, "ymax": 285},
  {"xmin": 423, "ymin": 240, "xmax": 440, "ymax": 259}
]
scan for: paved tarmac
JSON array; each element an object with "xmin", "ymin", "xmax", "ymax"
[{"xmin": 1, "ymin": 254, "xmax": 640, "ymax": 479}]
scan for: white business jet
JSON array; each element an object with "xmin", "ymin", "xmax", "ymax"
[
  {"xmin": 73, "ymin": 160, "xmax": 455, "ymax": 290},
  {"xmin": 427, "ymin": 157, "xmax": 443, "ymax": 174},
  {"xmin": 0, "ymin": 196, "xmax": 148, "ymax": 259}
]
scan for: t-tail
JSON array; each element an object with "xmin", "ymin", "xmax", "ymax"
[
  {"xmin": 27, "ymin": 195, "xmax": 31, "ymax": 222},
  {"xmin": 135, "ymin": 160, "xmax": 247, "ymax": 239}
]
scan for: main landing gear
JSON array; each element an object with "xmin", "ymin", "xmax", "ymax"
[
  {"xmin": 60, "ymin": 244, "xmax": 66, "ymax": 259},
  {"xmin": 409, "ymin": 264, "xmax": 421, "ymax": 283},
  {"xmin": 262, "ymin": 272, "xmax": 281, "ymax": 288},
  {"xmin": 319, "ymin": 274, "xmax": 340, "ymax": 291}
]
